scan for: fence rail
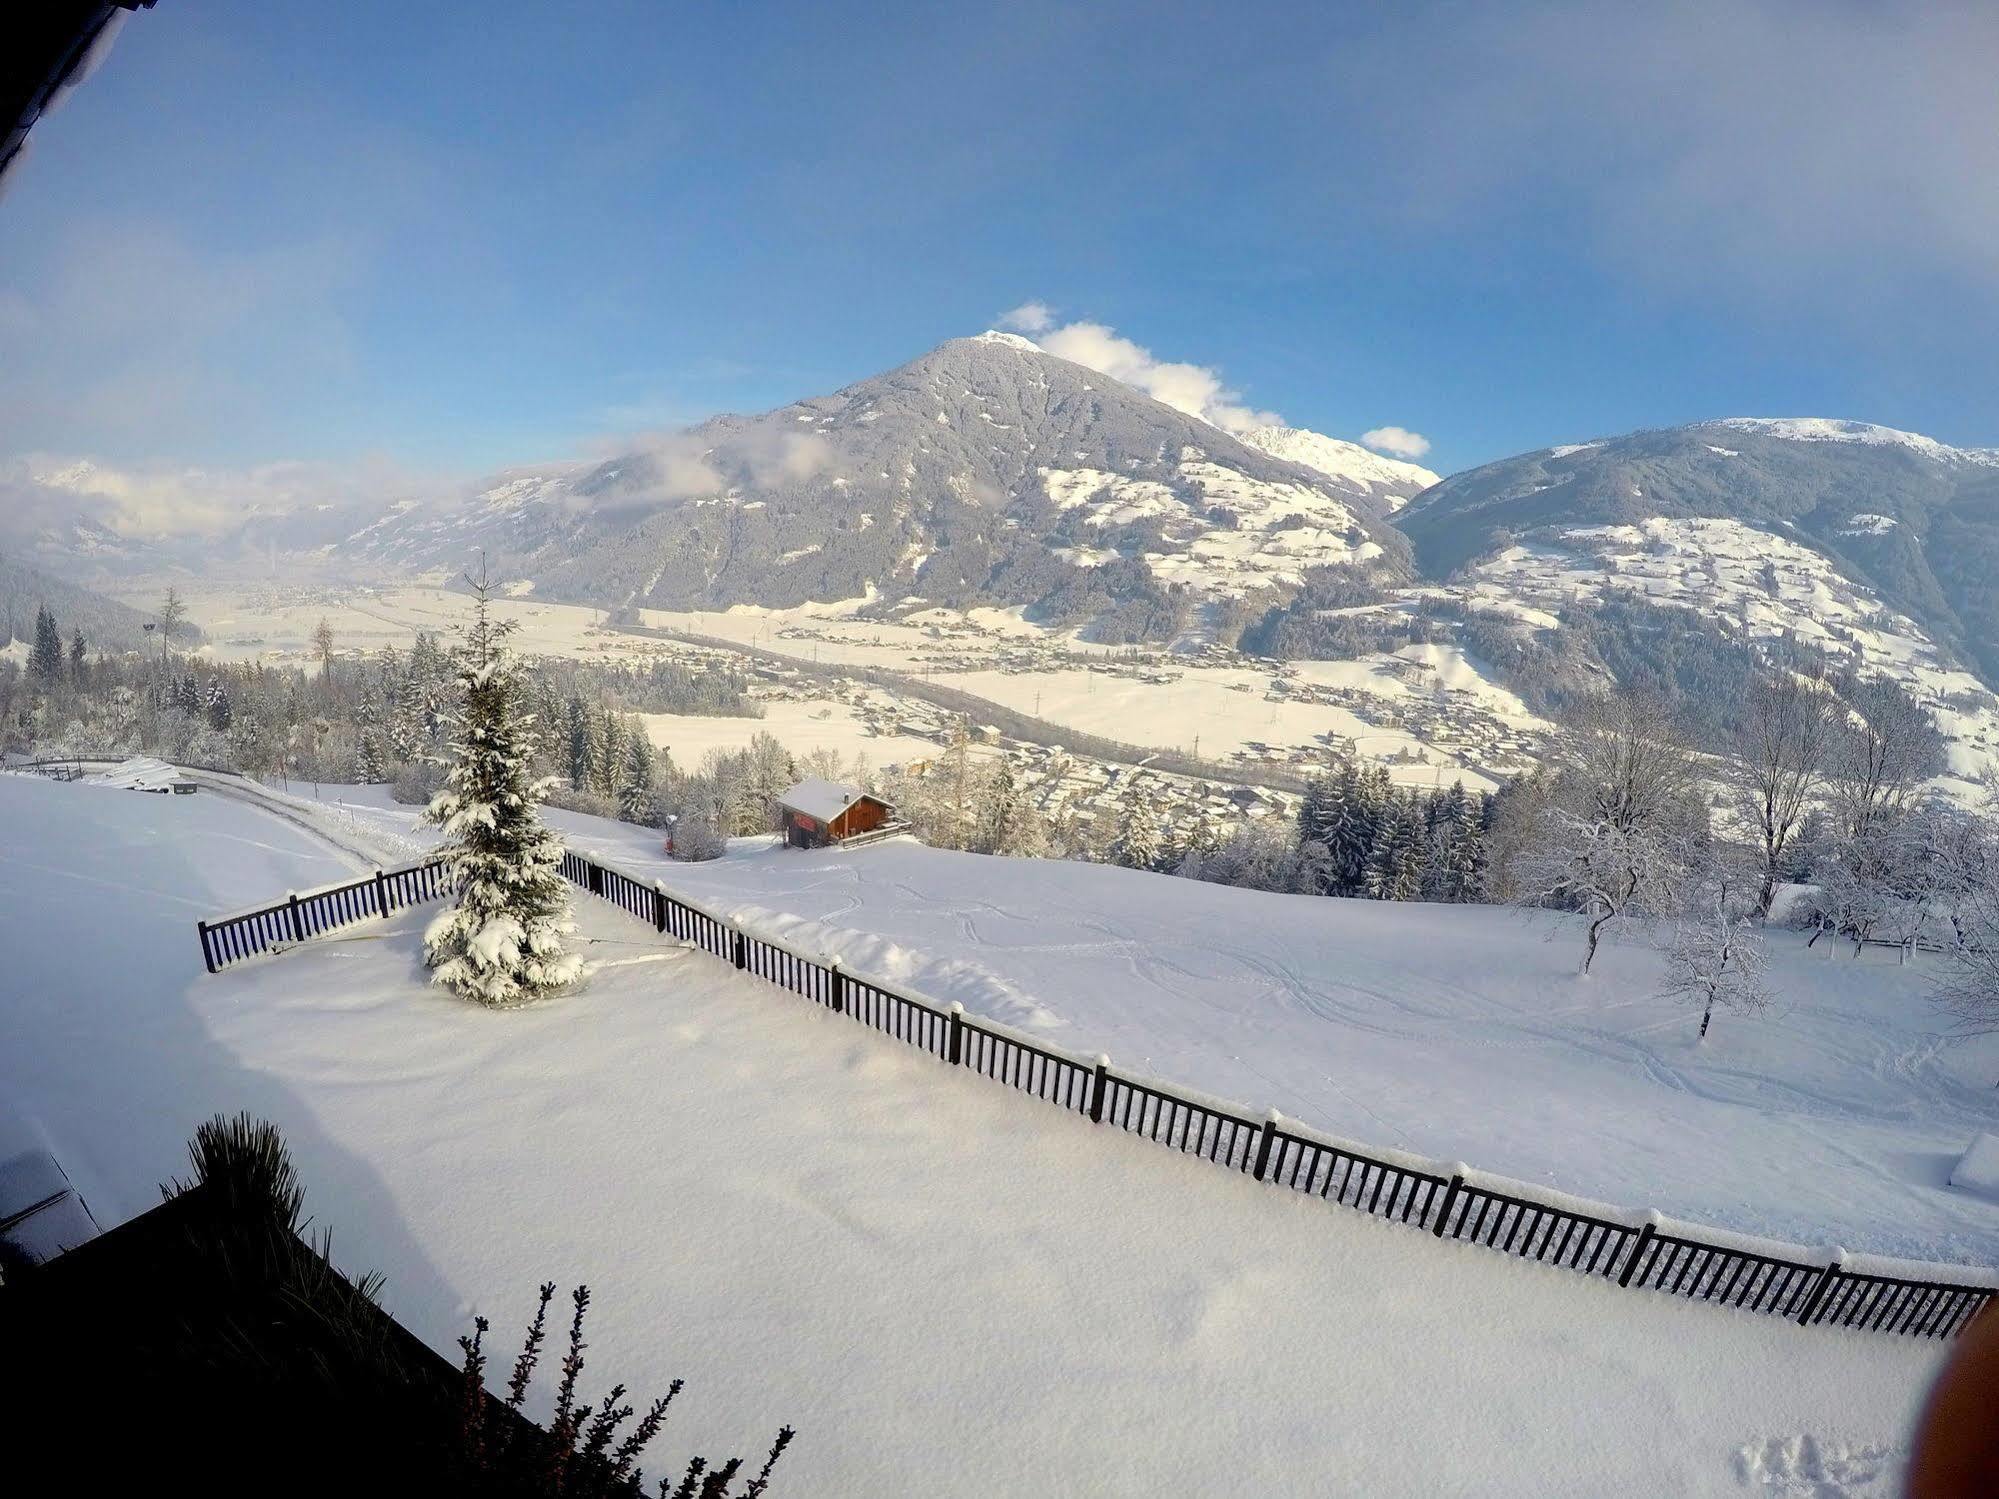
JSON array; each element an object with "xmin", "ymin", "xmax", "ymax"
[
  {"xmin": 197, "ymin": 858, "xmax": 452, "ymax": 972},
  {"xmin": 195, "ymin": 845, "xmax": 1999, "ymax": 1342}
]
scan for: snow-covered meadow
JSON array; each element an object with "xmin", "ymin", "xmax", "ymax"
[
  {"xmin": 128, "ymin": 773, "xmax": 1999, "ymax": 1266},
  {"xmin": 0, "ymin": 772, "xmax": 1964, "ymax": 1496}
]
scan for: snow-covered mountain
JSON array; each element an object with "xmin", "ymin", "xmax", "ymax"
[
  {"xmin": 1399, "ymin": 416, "xmax": 1999, "ymax": 687},
  {"xmin": 1235, "ymin": 425, "xmax": 1438, "ymax": 510},
  {"xmin": 1388, "ymin": 417, "xmax": 1999, "ymax": 786},
  {"xmin": 337, "ymin": 332, "xmax": 1413, "ymax": 634}
]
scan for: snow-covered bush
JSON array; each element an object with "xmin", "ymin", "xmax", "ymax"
[
  {"xmin": 670, "ymin": 814, "xmax": 726, "ymax": 863},
  {"xmin": 422, "ymin": 581, "xmax": 581, "ymax": 1007}
]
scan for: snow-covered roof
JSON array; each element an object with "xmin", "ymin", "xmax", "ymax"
[{"xmin": 777, "ymin": 777, "xmax": 883, "ymax": 824}]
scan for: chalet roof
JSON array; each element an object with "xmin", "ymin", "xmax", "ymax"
[{"xmin": 777, "ymin": 777, "xmax": 884, "ymax": 824}]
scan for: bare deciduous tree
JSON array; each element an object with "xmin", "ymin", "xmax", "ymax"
[
  {"xmin": 1515, "ymin": 692, "xmax": 1701, "ymax": 974},
  {"xmin": 1732, "ymin": 670, "xmax": 1836, "ymax": 917},
  {"xmin": 1659, "ymin": 878, "xmax": 1772, "ymax": 1040},
  {"xmin": 1929, "ymin": 798, "xmax": 1999, "ymax": 1042},
  {"xmin": 1827, "ymin": 675, "xmax": 1946, "ymax": 841}
]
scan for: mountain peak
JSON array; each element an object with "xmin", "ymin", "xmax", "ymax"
[
  {"xmin": 969, "ymin": 329, "xmax": 1043, "ymax": 353},
  {"xmin": 1236, "ymin": 425, "xmax": 1439, "ymax": 508}
]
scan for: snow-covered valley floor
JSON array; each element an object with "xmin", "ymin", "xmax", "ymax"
[{"xmin": 0, "ymin": 773, "xmax": 1962, "ymax": 1495}]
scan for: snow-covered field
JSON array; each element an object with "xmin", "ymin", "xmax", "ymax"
[
  {"xmin": 0, "ymin": 773, "xmax": 1959, "ymax": 1496},
  {"xmin": 548, "ymin": 828, "xmax": 1999, "ymax": 1269},
  {"xmin": 156, "ymin": 777, "xmax": 1999, "ymax": 1266}
]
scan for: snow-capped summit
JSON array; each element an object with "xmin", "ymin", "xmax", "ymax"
[
  {"xmin": 972, "ymin": 329, "xmax": 1043, "ymax": 353},
  {"xmin": 1235, "ymin": 425, "xmax": 1439, "ymax": 509}
]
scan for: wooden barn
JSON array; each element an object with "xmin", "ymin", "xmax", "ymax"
[{"xmin": 777, "ymin": 778, "xmax": 899, "ymax": 849}]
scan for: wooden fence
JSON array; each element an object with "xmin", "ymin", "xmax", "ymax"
[
  {"xmin": 197, "ymin": 859, "xmax": 452, "ymax": 972},
  {"xmin": 196, "ymin": 846, "xmax": 1999, "ymax": 1342}
]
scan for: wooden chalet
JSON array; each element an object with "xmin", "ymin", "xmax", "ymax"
[{"xmin": 777, "ymin": 777, "xmax": 899, "ymax": 849}]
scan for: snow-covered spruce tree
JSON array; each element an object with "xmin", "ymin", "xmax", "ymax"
[
  {"xmin": 1111, "ymin": 772, "xmax": 1164, "ymax": 871},
  {"xmin": 617, "ymin": 728, "xmax": 657, "ymax": 823},
  {"xmin": 422, "ymin": 579, "xmax": 581, "ymax": 1006},
  {"xmin": 353, "ymin": 730, "xmax": 387, "ymax": 785}
]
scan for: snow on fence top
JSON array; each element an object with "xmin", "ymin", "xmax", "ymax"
[{"xmin": 194, "ymin": 845, "xmax": 1999, "ymax": 1338}]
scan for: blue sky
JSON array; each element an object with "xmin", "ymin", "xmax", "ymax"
[{"xmin": 2, "ymin": 0, "xmax": 1995, "ymax": 493}]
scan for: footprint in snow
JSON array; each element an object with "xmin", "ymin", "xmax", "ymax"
[{"xmin": 1733, "ymin": 1435, "xmax": 1901, "ymax": 1497}]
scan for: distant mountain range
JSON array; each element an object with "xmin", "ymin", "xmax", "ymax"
[{"xmin": 8, "ymin": 338, "xmax": 1997, "ymax": 777}]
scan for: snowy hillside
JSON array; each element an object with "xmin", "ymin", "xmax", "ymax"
[
  {"xmin": 1236, "ymin": 424, "xmax": 1440, "ymax": 509},
  {"xmin": 1456, "ymin": 517, "xmax": 1999, "ymax": 786},
  {"xmin": 1399, "ymin": 416, "xmax": 1999, "ymax": 696},
  {"xmin": 0, "ymin": 772, "xmax": 1960, "ymax": 1496},
  {"xmin": 164, "ymin": 776, "xmax": 1999, "ymax": 1265}
]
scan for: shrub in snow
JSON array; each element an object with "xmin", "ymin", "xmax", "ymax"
[
  {"xmin": 422, "ymin": 578, "xmax": 582, "ymax": 1006},
  {"xmin": 455, "ymin": 1282, "xmax": 794, "ymax": 1497},
  {"xmin": 671, "ymin": 814, "xmax": 727, "ymax": 862},
  {"xmin": 392, "ymin": 759, "xmax": 447, "ymax": 806}
]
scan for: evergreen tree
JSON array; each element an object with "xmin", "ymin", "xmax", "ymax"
[
  {"xmin": 67, "ymin": 629, "xmax": 86, "ymax": 683},
  {"xmin": 597, "ymin": 708, "xmax": 626, "ymax": 797},
  {"xmin": 205, "ymin": 678, "xmax": 233, "ymax": 731},
  {"xmin": 391, "ymin": 670, "xmax": 426, "ymax": 762},
  {"xmin": 1111, "ymin": 772, "xmax": 1164, "ymax": 871},
  {"xmin": 421, "ymin": 578, "xmax": 580, "ymax": 1006},
  {"xmin": 28, "ymin": 606, "xmax": 61, "ymax": 682},
  {"xmin": 976, "ymin": 754, "xmax": 1045, "ymax": 857},
  {"xmin": 564, "ymin": 696, "xmax": 595, "ymax": 791},
  {"xmin": 619, "ymin": 729, "xmax": 656, "ymax": 823},
  {"xmin": 354, "ymin": 730, "xmax": 387, "ymax": 785}
]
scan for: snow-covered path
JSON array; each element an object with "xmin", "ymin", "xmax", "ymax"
[{"xmin": 0, "ymin": 774, "xmax": 1954, "ymax": 1495}]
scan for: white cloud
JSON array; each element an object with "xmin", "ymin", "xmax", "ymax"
[
  {"xmin": 1032, "ymin": 317, "xmax": 1282, "ymax": 434},
  {"xmin": 997, "ymin": 301, "xmax": 1055, "ymax": 334},
  {"xmin": 5, "ymin": 453, "xmax": 426, "ymax": 540},
  {"xmin": 1359, "ymin": 426, "xmax": 1431, "ymax": 459}
]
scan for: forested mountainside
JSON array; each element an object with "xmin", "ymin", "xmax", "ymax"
[{"xmin": 0, "ymin": 554, "xmax": 179, "ymax": 654}]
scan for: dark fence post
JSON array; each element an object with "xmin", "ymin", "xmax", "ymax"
[
  {"xmin": 1252, "ymin": 1109, "xmax": 1280, "ymax": 1182},
  {"xmin": 1796, "ymin": 1249, "xmax": 1847, "ymax": 1327},
  {"xmin": 374, "ymin": 867, "xmax": 390, "ymax": 918},
  {"xmin": 197, "ymin": 920, "xmax": 215, "ymax": 974},
  {"xmin": 733, "ymin": 928, "xmax": 747, "ymax": 970},
  {"xmin": 947, "ymin": 1001, "xmax": 963, "ymax": 1063},
  {"xmin": 1088, "ymin": 1054, "xmax": 1110, "ymax": 1124},
  {"xmin": 1617, "ymin": 1214, "xmax": 1661, "ymax": 1287},
  {"xmin": 1433, "ymin": 1169, "xmax": 1467, "ymax": 1237},
  {"xmin": 830, "ymin": 959, "xmax": 846, "ymax": 1014},
  {"xmin": 285, "ymin": 892, "xmax": 304, "ymax": 944},
  {"xmin": 653, "ymin": 881, "xmax": 668, "ymax": 933}
]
